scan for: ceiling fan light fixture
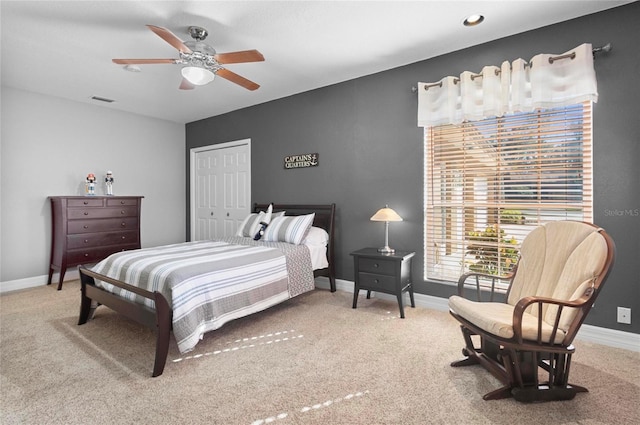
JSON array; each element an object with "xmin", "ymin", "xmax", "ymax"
[{"xmin": 181, "ymin": 66, "xmax": 215, "ymax": 85}]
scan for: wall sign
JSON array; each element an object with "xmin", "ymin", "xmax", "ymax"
[{"xmin": 284, "ymin": 153, "xmax": 319, "ymax": 169}]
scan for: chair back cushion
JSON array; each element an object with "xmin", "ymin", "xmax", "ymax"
[{"xmin": 507, "ymin": 221, "xmax": 609, "ymax": 330}]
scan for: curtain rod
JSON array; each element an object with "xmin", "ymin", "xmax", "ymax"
[{"xmin": 411, "ymin": 43, "xmax": 611, "ymax": 93}]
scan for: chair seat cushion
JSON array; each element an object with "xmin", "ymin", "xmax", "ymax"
[{"xmin": 448, "ymin": 296, "xmax": 566, "ymax": 344}]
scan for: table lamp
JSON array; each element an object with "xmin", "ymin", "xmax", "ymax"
[{"xmin": 370, "ymin": 205, "xmax": 403, "ymax": 253}]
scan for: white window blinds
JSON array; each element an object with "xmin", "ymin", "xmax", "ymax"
[{"xmin": 424, "ymin": 102, "xmax": 593, "ymax": 284}]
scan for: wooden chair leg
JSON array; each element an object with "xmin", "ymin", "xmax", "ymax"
[
  {"xmin": 483, "ymin": 386, "xmax": 514, "ymax": 400},
  {"xmin": 451, "ymin": 356, "xmax": 480, "ymax": 367},
  {"xmin": 451, "ymin": 326, "xmax": 480, "ymax": 366},
  {"xmin": 451, "ymin": 324, "xmax": 588, "ymax": 402}
]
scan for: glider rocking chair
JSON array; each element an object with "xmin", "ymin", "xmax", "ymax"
[{"xmin": 448, "ymin": 221, "xmax": 615, "ymax": 402}]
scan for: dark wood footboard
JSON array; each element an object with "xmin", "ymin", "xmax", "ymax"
[{"xmin": 78, "ymin": 266, "xmax": 172, "ymax": 377}]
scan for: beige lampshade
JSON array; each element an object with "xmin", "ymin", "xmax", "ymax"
[{"xmin": 370, "ymin": 206, "xmax": 403, "ymax": 222}]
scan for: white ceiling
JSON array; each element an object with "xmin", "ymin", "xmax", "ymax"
[{"xmin": 1, "ymin": 1, "xmax": 632, "ymax": 124}]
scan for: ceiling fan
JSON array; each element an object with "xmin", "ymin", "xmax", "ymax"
[{"xmin": 113, "ymin": 25, "xmax": 264, "ymax": 91}]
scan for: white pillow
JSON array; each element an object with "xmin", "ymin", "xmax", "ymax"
[
  {"xmin": 263, "ymin": 204, "xmax": 273, "ymax": 224},
  {"xmin": 235, "ymin": 205, "xmax": 286, "ymax": 238},
  {"xmin": 262, "ymin": 213, "xmax": 315, "ymax": 245},
  {"xmin": 303, "ymin": 226, "xmax": 329, "ymax": 246},
  {"xmin": 236, "ymin": 211, "xmax": 266, "ymax": 237}
]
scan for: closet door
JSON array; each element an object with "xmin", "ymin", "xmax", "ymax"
[{"xmin": 191, "ymin": 140, "xmax": 251, "ymax": 241}]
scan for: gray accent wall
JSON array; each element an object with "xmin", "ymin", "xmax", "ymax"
[{"xmin": 186, "ymin": 3, "xmax": 639, "ymax": 334}]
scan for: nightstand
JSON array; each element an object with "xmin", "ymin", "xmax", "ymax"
[{"xmin": 350, "ymin": 248, "xmax": 416, "ymax": 318}]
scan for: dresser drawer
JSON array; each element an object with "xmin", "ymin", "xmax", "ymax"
[
  {"xmin": 66, "ymin": 244, "xmax": 138, "ymax": 265},
  {"xmin": 67, "ymin": 231, "xmax": 139, "ymax": 249},
  {"xmin": 67, "ymin": 206, "xmax": 138, "ymax": 220},
  {"xmin": 358, "ymin": 272, "xmax": 397, "ymax": 292},
  {"xmin": 358, "ymin": 257, "xmax": 396, "ymax": 275},
  {"xmin": 106, "ymin": 198, "xmax": 139, "ymax": 207},
  {"xmin": 68, "ymin": 217, "xmax": 139, "ymax": 234},
  {"xmin": 67, "ymin": 198, "xmax": 105, "ymax": 207}
]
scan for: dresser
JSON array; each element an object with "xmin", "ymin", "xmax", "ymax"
[
  {"xmin": 48, "ymin": 196, "xmax": 143, "ymax": 290},
  {"xmin": 351, "ymin": 248, "xmax": 416, "ymax": 318}
]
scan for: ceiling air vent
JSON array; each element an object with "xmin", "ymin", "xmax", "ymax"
[{"xmin": 90, "ymin": 96, "xmax": 115, "ymax": 103}]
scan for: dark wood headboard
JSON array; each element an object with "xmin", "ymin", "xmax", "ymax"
[{"xmin": 253, "ymin": 203, "xmax": 336, "ymax": 292}]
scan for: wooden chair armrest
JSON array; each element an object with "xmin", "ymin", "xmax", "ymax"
[
  {"xmin": 457, "ymin": 271, "xmax": 515, "ymax": 301},
  {"xmin": 511, "ymin": 288, "xmax": 595, "ymax": 345}
]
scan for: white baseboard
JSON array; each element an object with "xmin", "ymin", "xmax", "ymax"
[
  {"xmin": 4, "ymin": 274, "xmax": 638, "ymax": 352},
  {"xmin": 316, "ymin": 277, "xmax": 640, "ymax": 353},
  {"xmin": 0, "ymin": 269, "xmax": 79, "ymax": 293},
  {"xmin": 576, "ymin": 324, "xmax": 640, "ymax": 352}
]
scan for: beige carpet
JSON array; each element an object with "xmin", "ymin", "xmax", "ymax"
[{"xmin": 1, "ymin": 280, "xmax": 638, "ymax": 425}]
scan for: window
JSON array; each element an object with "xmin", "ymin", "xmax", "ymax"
[{"xmin": 424, "ymin": 102, "xmax": 592, "ymax": 285}]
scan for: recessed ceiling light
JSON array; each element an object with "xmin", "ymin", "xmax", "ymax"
[{"xmin": 463, "ymin": 14, "xmax": 485, "ymax": 27}]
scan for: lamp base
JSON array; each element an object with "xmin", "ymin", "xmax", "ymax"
[{"xmin": 377, "ymin": 246, "xmax": 395, "ymax": 254}]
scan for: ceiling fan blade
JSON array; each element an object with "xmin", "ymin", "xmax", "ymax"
[
  {"xmin": 216, "ymin": 68, "xmax": 260, "ymax": 91},
  {"xmin": 214, "ymin": 49, "xmax": 265, "ymax": 64},
  {"xmin": 146, "ymin": 24, "xmax": 192, "ymax": 54},
  {"xmin": 112, "ymin": 59, "xmax": 177, "ymax": 65},
  {"xmin": 179, "ymin": 78, "xmax": 195, "ymax": 90}
]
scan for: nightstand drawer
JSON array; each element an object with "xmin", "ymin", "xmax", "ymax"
[
  {"xmin": 358, "ymin": 272, "xmax": 396, "ymax": 291},
  {"xmin": 358, "ymin": 257, "xmax": 395, "ymax": 275}
]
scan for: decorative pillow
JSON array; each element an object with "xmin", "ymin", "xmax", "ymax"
[
  {"xmin": 253, "ymin": 204, "xmax": 274, "ymax": 240},
  {"xmin": 303, "ymin": 226, "xmax": 329, "ymax": 246},
  {"xmin": 236, "ymin": 211, "xmax": 266, "ymax": 237},
  {"xmin": 262, "ymin": 213, "xmax": 316, "ymax": 245}
]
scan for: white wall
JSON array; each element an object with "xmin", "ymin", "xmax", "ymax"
[{"xmin": 0, "ymin": 87, "xmax": 186, "ymax": 289}]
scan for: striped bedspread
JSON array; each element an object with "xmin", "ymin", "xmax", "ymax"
[{"xmin": 91, "ymin": 237, "xmax": 315, "ymax": 353}]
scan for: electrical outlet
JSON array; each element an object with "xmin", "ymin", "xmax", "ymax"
[{"xmin": 617, "ymin": 307, "xmax": 631, "ymax": 324}]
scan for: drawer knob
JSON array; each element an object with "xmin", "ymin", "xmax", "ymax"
[
  {"xmin": 84, "ymin": 239, "xmax": 89, "ymax": 244},
  {"xmin": 84, "ymin": 212, "xmax": 89, "ymax": 215},
  {"xmin": 373, "ymin": 279, "xmax": 379, "ymax": 284},
  {"xmin": 374, "ymin": 263, "xmax": 379, "ymax": 268},
  {"xmin": 120, "ymin": 200, "xmax": 125, "ymax": 204},
  {"xmin": 121, "ymin": 236, "xmax": 126, "ymax": 240},
  {"xmin": 121, "ymin": 222, "xmax": 126, "ymax": 227},
  {"xmin": 121, "ymin": 210, "xmax": 126, "ymax": 214},
  {"xmin": 83, "ymin": 225, "xmax": 89, "ymax": 229},
  {"xmin": 83, "ymin": 201, "xmax": 89, "ymax": 205},
  {"xmin": 84, "ymin": 253, "xmax": 89, "ymax": 257}
]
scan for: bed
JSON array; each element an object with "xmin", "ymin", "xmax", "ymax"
[{"xmin": 78, "ymin": 203, "xmax": 336, "ymax": 377}]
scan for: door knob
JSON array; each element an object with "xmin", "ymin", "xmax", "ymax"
[{"xmin": 211, "ymin": 212, "xmax": 214, "ymax": 216}]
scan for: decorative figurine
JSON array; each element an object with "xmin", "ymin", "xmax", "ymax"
[
  {"xmin": 86, "ymin": 173, "xmax": 96, "ymax": 196},
  {"xmin": 105, "ymin": 170, "xmax": 114, "ymax": 195}
]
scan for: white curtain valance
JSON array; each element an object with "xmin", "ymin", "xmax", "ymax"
[{"xmin": 417, "ymin": 43, "xmax": 598, "ymax": 127}]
